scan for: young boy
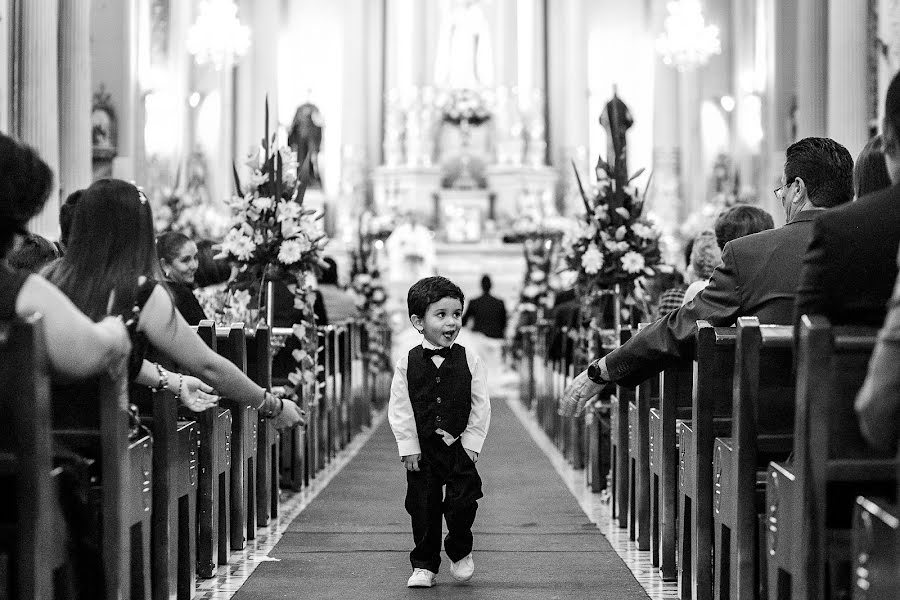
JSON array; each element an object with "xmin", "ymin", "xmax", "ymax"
[{"xmin": 388, "ymin": 276, "xmax": 491, "ymax": 588}]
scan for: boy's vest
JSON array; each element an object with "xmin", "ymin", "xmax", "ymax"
[{"xmin": 407, "ymin": 344, "xmax": 472, "ymax": 440}]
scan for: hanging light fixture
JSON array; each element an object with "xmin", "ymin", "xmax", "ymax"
[
  {"xmin": 655, "ymin": 0, "xmax": 721, "ymax": 71},
  {"xmin": 186, "ymin": 0, "xmax": 251, "ymax": 70}
]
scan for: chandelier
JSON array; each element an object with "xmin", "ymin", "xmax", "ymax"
[
  {"xmin": 655, "ymin": 0, "xmax": 721, "ymax": 71},
  {"xmin": 186, "ymin": 0, "xmax": 251, "ymax": 70}
]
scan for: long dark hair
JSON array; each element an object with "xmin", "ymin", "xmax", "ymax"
[
  {"xmin": 43, "ymin": 179, "xmax": 165, "ymax": 321},
  {"xmin": 854, "ymin": 135, "xmax": 892, "ymax": 199}
]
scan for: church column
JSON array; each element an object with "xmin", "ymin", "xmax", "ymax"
[
  {"xmin": 546, "ymin": 0, "xmax": 588, "ymax": 213},
  {"xmin": 796, "ymin": 0, "xmax": 827, "ymax": 137},
  {"xmin": 649, "ymin": 28, "xmax": 681, "ymax": 231},
  {"xmin": 492, "ymin": 0, "xmax": 521, "ymax": 165},
  {"xmin": 19, "ymin": 0, "xmax": 61, "ymax": 238},
  {"xmin": 827, "ymin": 0, "xmax": 867, "ymax": 159},
  {"xmin": 761, "ymin": 0, "xmax": 797, "ymax": 223},
  {"xmin": 58, "ymin": 0, "xmax": 92, "ymax": 201},
  {"xmin": 235, "ymin": 0, "xmax": 278, "ymax": 170},
  {"xmin": 678, "ymin": 69, "xmax": 703, "ymax": 218},
  {"xmin": 0, "ymin": 0, "xmax": 11, "ymax": 133}
]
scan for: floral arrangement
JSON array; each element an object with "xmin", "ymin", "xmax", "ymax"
[
  {"xmin": 154, "ymin": 188, "xmax": 231, "ymax": 239},
  {"xmin": 563, "ymin": 156, "xmax": 663, "ymax": 309},
  {"xmin": 218, "ymin": 101, "xmax": 329, "ymax": 399},
  {"xmin": 440, "ymin": 88, "xmax": 492, "ymax": 126}
]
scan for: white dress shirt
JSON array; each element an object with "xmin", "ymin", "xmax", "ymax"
[{"xmin": 388, "ymin": 340, "xmax": 491, "ymax": 457}]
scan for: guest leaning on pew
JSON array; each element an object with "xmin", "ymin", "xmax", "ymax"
[
  {"xmin": 42, "ymin": 178, "xmax": 305, "ymax": 428},
  {"xmin": 0, "ymin": 133, "xmax": 131, "ymax": 379},
  {"xmin": 561, "ymin": 137, "xmax": 854, "ymax": 412}
]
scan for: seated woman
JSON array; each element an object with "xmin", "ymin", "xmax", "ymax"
[
  {"xmin": 43, "ymin": 178, "xmax": 304, "ymax": 428},
  {"xmin": 0, "ymin": 133, "xmax": 130, "ymax": 381},
  {"xmin": 157, "ymin": 231, "xmax": 207, "ymax": 325}
]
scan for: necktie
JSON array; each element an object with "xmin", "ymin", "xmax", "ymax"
[{"xmin": 423, "ymin": 346, "xmax": 450, "ymax": 360}]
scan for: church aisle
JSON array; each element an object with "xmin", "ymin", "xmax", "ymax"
[{"xmin": 231, "ymin": 398, "xmax": 649, "ymax": 599}]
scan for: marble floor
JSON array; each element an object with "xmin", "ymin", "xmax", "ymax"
[{"xmin": 195, "ymin": 395, "xmax": 679, "ymax": 600}]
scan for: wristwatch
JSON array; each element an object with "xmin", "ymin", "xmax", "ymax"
[{"xmin": 587, "ymin": 359, "xmax": 608, "ymax": 385}]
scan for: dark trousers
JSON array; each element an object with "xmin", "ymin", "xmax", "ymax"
[{"xmin": 405, "ymin": 436, "xmax": 483, "ymax": 572}]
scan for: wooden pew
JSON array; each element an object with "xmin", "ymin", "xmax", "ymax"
[
  {"xmin": 246, "ymin": 323, "xmax": 280, "ymax": 527},
  {"xmin": 765, "ymin": 316, "xmax": 895, "ymax": 600},
  {"xmin": 274, "ymin": 328, "xmax": 307, "ymax": 493},
  {"xmin": 649, "ymin": 357, "xmax": 693, "ymax": 581},
  {"xmin": 627, "ymin": 329, "xmax": 658, "ymax": 550},
  {"xmin": 192, "ymin": 322, "xmax": 232, "ymax": 577},
  {"xmin": 852, "ymin": 491, "xmax": 898, "ymax": 599},
  {"xmin": 517, "ymin": 325, "xmax": 536, "ymax": 410},
  {"xmin": 51, "ymin": 345, "xmax": 154, "ymax": 598},
  {"xmin": 131, "ymin": 383, "xmax": 198, "ymax": 600},
  {"xmin": 0, "ymin": 316, "xmax": 73, "ymax": 599},
  {"xmin": 678, "ymin": 322, "xmax": 735, "ymax": 600},
  {"xmin": 711, "ymin": 318, "xmax": 794, "ymax": 600},
  {"xmin": 336, "ymin": 323, "xmax": 351, "ymax": 450},
  {"xmin": 214, "ymin": 324, "xmax": 259, "ymax": 548},
  {"xmin": 612, "ymin": 328, "xmax": 636, "ymax": 529}
]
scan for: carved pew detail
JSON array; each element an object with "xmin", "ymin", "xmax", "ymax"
[
  {"xmin": 712, "ymin": 318, "xmax": 794, "ymax": 600},
  {"xmin": 766, "ymin": 316, "xmax": 894, "ymax": 600},
  {"xmin": 678, "ymin": 322, "xmax": 735, "ymax": 600},
  {"xmin": 193, "ymin": 322, "xmax": 232, "ymax": 576},
  {"xmin": 650, "ymin": 357, "xmax": 692, "ymax": 580}
]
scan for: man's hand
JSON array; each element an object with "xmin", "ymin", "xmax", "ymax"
[
  {"xmin": 560, "ymin": 369, "xmax": 603, "ymax": 417},
  {"xmin": 464, "ymin": 448, "xmax": 478, "ymax": 463},
  {"xmin": 402, "ymin": 453, "xmax": 421, "ymax": 472}
]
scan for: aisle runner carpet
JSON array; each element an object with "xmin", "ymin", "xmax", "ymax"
[{"xmin": 233, "ymin": 400, "xmax": 649, "ymax": 599}]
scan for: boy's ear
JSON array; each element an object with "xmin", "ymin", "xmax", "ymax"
[{"xmin": 410, "ymin": 314, "xmax": 424, "ymax": 333}]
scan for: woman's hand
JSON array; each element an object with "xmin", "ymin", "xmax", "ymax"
[
  {"xmin": 272, "ymin": 398, "xmax": 306, "ymax": 429},
  {"xmin": 178, "ymin": 375, "xmax": 219, "ymax": 412}
]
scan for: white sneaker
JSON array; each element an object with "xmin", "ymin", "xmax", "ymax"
[
  {"xmin": 407, "ymin": 568, "xmax": 436, "ymax": 588},
  {"xmin": 449, "ymin": 554, "xmax": 474, "ymax": 582}
]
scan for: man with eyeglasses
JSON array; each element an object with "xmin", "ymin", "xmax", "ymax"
[
  {"xmin": 561, "ymin": 136, "xmax": 853, "ymax": 411},
  {"xmin": 795, "ymin": 71, "xmax": 900, "ymax": 330}
]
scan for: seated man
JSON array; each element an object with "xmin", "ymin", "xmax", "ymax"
[
  {"xmin": 562, "ymin": 137, "xmax": 854, "ymax": 410},
  {"xmin": 795, "ymin": 71, "xmax": 900, "ymax": 329}
]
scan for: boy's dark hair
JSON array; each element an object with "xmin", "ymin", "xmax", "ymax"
[
  {"xmin": 0, "ymin": 133, "xmax": 53, "ymax": 257},
  {"xmin": 194, "ymin": 239, "xmax": 231, "ymax": 287},
  {"xmin": 783, "ymin": 137, "xmax": 853, "ymax": 208},
  {"xmin": 407, "ymin": 276, "xmax": 465, "ymax": 318},
  {"xmin": 320, "ymin": 256, "xmax": 339, "ymax": 285}
]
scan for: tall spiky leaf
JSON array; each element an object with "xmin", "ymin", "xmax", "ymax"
[
  {"xmin": 571, "ymin": 160, "xmax": 593, "ymax": 215},
  {"xmin": 232, "ymin": 162, "xmax": 243, "ymax": 195}
]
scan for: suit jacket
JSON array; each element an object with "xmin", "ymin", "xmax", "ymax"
[
  {"xmin": 463, "ymin": 294, "xmax": 508, "ymax": 339},
  {"xmin": 606, "ymin": 210, "xmax": 819, "ymax": 388},
  {"xmin": 795, "ymin": 184, "xmax": 900, "ymax": 328}
]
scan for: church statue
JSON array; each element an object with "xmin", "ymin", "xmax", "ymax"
[
  {"xmin": 599, "ymin": 89, "xmax": 633, "ymax": 206},
  {"xmin": 287, "ymin": 103, "xmax": 324, "ymax": 189},
  {"xmin": 434, "ymin": 0, "xmax": 493, "ymax": 90}
]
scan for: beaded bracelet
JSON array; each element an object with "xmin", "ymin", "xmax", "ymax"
[
  {"xmin": 150, "ymin": 362, "xmax": 168, "ymax": 393},
  {"xmin": 172, "ymin": 373, "xmax": 184, "ymax": 401}
]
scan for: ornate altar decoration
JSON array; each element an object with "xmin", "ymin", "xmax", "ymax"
[
  {"xmin": 563, "ymin": 92, "xmax": 663, "ymax": 355},
  {"xmin": 371, "ymin": 0, "xmax": 557, "ymax": 244},
  {"xmin": 218, "ymin": 103, "xmax": 328, "ymax": 399}
]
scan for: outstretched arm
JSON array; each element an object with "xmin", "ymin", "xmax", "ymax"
[{"xmin": 16, "ymin": 274, "xmax": 131, "ymax": 380}]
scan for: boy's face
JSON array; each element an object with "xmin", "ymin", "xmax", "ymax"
[{"xmin": 411, "ymin": 296, "xmax": 463, "ymax": 348}]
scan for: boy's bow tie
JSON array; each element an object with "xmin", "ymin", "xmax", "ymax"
[{"xmin": 423, "ymin": 346, "xmax": 450, "ymax": 360}]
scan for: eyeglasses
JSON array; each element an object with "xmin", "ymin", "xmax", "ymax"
[{"xmin": 773, "ymin": 181, "xmax": 792, "ymax": 201}]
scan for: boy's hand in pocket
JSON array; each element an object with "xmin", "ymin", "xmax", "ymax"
[
  {"xmin": 402, "ymin": 453, "xmax": 421, "ymax": 472},
  {"xmin": 464, "ymin": 449, "xmax": 478, "ymax": 463}
]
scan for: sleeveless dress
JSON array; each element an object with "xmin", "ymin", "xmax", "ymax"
[{"xmin": 0, "ymin": 262, "xmax": 28, "ymax": 318}]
